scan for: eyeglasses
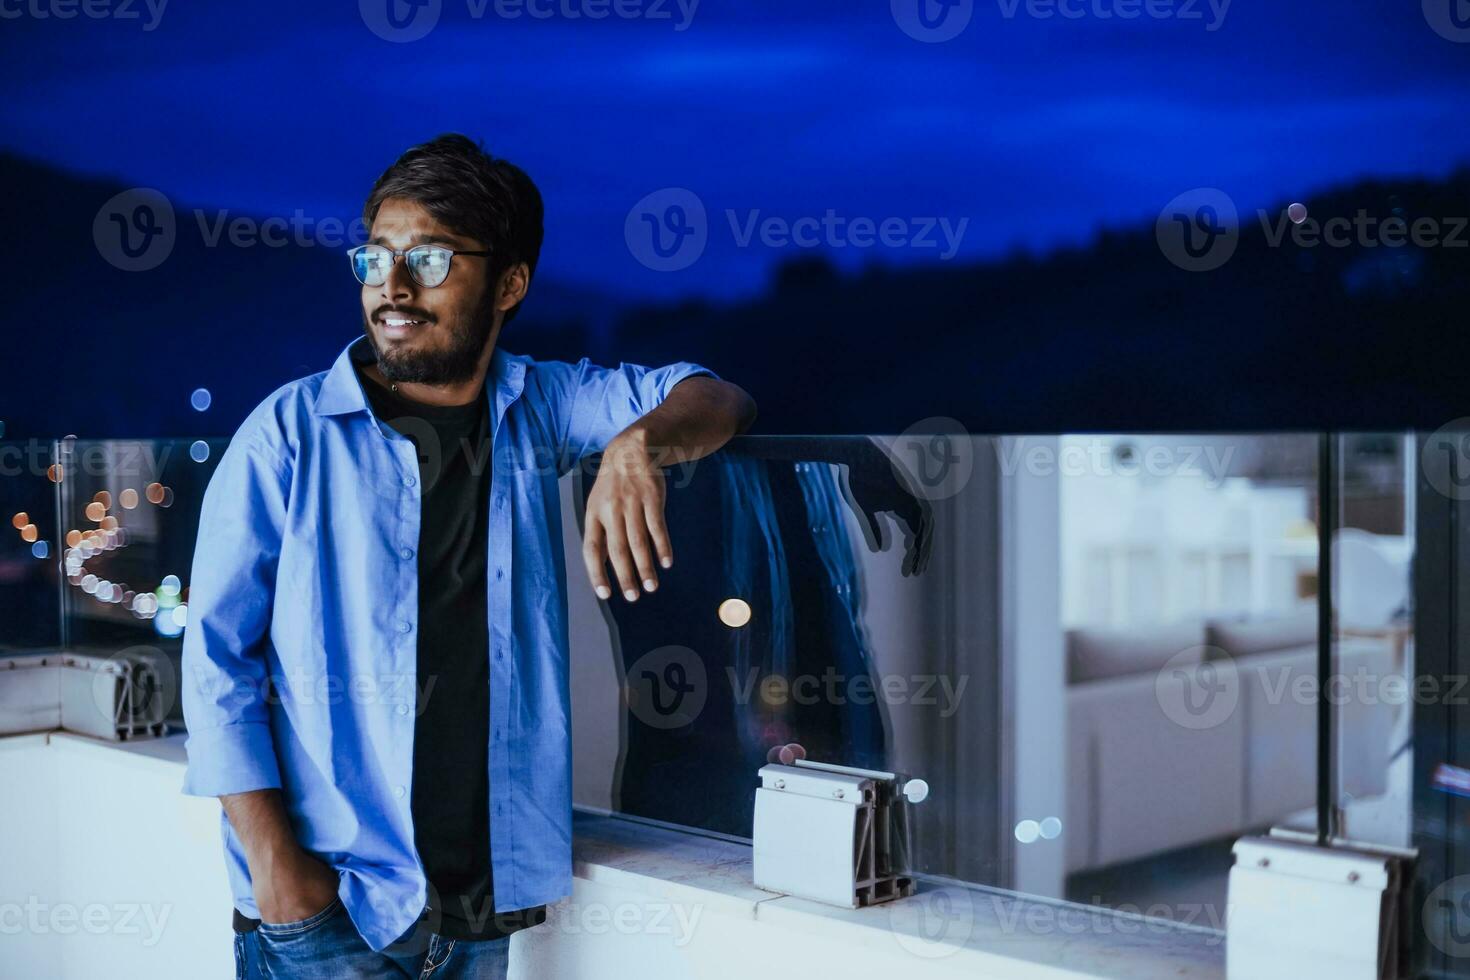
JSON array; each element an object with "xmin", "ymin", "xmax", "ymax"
[{"xmin": 347, "ymin": 243, "xmax": 491, "ymax": 288}]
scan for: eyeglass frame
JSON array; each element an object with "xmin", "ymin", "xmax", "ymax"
[{"xmin": 346, "ymin": 243, "xmax": 492, "ymax": 288}]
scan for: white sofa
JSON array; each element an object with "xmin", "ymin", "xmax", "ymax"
[{"xmin": 1064, "ymin": 613, "xmax": 1395, "ymax": 874}]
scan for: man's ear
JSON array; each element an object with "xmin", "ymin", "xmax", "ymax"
[{"xmin": 496, "ymin": 262, "xmax": 531, "ymax": 312}]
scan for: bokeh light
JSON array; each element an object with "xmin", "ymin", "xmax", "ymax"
[
  {"xmin": 718, "ymin": 597, "xmax": 752, "ymax": 628},
  {"xmin": 190, "ymin": 440, "xmax": 210, "ymax": 463},
  {"xmin": 154, "ymin": 611, "xmax": 183, "ymax": 638},
  {"xmin": 190, "ymin": 388, "xmax": 212, "ymax": 412},
  {"xmin": 120, "ymin": 489, "xmax": 139, "ymax": 509},
  {"xmin": 31, "ymin": 541, "xmax": 49, "ymax": 560}
]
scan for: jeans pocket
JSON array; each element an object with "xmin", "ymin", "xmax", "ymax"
[
  {"xmin": 256, "ymin": 896, "xmax": 344, "ymax": 938},
  {"xmin": 234, "ymin": 931, "xmax": 247, "ymax": 980}
]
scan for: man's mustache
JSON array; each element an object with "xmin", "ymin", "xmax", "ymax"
[{"xmin": 372, "ymin": 305, "xmax": 436, "ymax": 323}]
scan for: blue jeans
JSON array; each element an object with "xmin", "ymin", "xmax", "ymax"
[{"xmin": 234, "ymin": 897, "xmax": 512, "ymax": 979}]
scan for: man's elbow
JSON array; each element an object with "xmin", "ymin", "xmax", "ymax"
[{"xmin": 725, "ymin": 381, "xmax": 757, "ymax": 434}]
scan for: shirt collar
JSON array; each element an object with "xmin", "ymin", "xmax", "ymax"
[{"xmin": 313, "ymin": 334, "xmax": 525, "ymax": 421}]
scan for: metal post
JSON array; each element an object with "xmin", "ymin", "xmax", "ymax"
[{"xmin": 1317, "ymin": 431, "xmax": 1336, "ymax": 846}]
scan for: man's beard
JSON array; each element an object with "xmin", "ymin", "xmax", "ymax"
[{"xmin": 364, "ymin": 298, "xmax": 496, "ymax": 386}]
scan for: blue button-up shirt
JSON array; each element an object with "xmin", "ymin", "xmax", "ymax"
[{"xmin": 180, "ymin": 334, "xmax": 716, "ymax": 951}]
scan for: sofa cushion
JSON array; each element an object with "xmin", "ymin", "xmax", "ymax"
[
  {"xmin": 1066, "ymin": 620, "xmax": 1207, "ymax": 684},
  {"xmin": 1206, "ymin": 609, "xmax": 1317, "ymax": 659}
]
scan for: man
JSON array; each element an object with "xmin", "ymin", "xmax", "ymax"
[{"xmin": 181, "ymin": 133, "xmax": 756, "ymax": 978}]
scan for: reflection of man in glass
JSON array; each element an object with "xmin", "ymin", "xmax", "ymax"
[{"xmin": 593, "ymin": 437, "xmax": 932, "ymax": 836}]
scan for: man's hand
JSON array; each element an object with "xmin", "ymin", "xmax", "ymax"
[
  {"xmin": 252, "ymin": 846, "xmax": 341, "ymax": 924},
  {"xmin": 843, "ymin": 441, "xmax": 935, "ymax": 577},
  {"xmin": 583, "ymin": 431, "xmax": 673, "ymax": 602},
  {"xmin": 221, "ymin": 789, "xmax": 340, "ymax": 925}
]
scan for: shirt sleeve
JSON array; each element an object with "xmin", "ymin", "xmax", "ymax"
[
  {"xmin": 550, "ymin": 357, "xmax": 720, "ymax": 475},
  {"xmin": 180, "ymin": 427, "xmax": 291, "ymax": 798}
]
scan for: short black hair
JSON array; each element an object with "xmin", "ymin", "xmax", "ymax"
[{"xmin": 364, "ymin": 133, "xmax": 544, "ymax": 324}]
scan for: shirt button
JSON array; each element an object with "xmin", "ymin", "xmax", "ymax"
[
  {"xmin": 397, "ymin": 704, "xmax": 410, "ymax": 716},
  {"xmin": 400, "ymin": 547, "xmax": 415, "ymax": 560},
  {"xmin": 394, "ymin": 785, "xmax": 406, "ymax": 799},
  {"xmin": 397, "ymin": 620, "xmax": 413, "ymax": 634},
  {"xmin": 495, "ymin": 567, "xmax": 504, "ymax": 581},
  {"xmin": 402, "ymin": 474, "xmax": 417, "ymax": 488}
]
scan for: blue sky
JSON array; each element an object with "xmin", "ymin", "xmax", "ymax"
[{"xmin": 3, "ymin": 0, "xmax": 1468, "ymax": 300}]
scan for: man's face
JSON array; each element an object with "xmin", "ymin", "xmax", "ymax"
[{"xmin": 361, "ymin": 197, "xmax": 497, "ymax": 385}]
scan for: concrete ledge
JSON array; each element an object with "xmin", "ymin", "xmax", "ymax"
[
  {"xmin": 9, "ymin": 733, "xmax": 1226, "ymax": 980},
  {"xmin": 567, "ymin": 811, "xmax": 1225, "ymax": 980}
]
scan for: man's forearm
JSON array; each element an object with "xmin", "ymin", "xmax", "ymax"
[
  {"xmin": 579, "ymin": 375, "xmax": 755, "ymax": 600},
  {"xmin": 613, "ymin": 376, "xmax": 756, "ymax": 462},
  {"xmin": 221, "ymin": 789, "xmax": 304, "ymax": 877},
  {"xmin": 222, "ymin": 788, "xmax": 341, "ymax": 922}
]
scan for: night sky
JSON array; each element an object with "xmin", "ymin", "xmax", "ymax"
[{"xmin": 4, "ymin": 0, "xmax": 1468, "ymax": 302}]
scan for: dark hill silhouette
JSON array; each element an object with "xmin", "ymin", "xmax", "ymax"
[
  {"xmin": 3, "ymin": 152, "xmax": 1466, "ymax": 439},
  {"xmin": 615, "ymin": 174, "xmax": 1470, "ymax": 433},
  {"xmin": 0, "ymin": 152, "xmax": 605, "ymax": 440}
]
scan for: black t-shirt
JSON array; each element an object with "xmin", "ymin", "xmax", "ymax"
[{"xmin": 233, "ymin": 361, "xmax": 545, "ymax": 941}]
